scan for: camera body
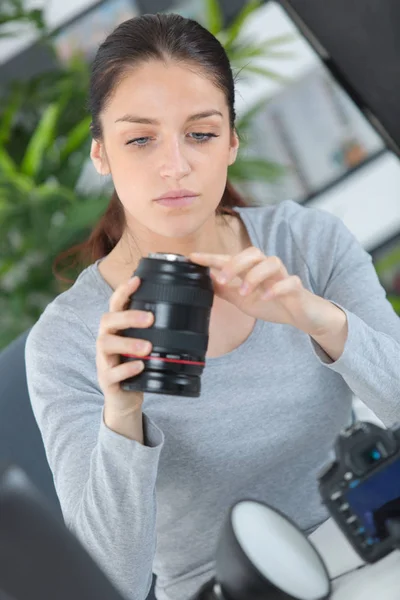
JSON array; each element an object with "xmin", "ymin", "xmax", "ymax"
[{"xmin": 318, "ymin": 421, "xmax": 400, "ymax": 562}]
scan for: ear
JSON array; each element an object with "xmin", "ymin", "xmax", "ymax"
[
  {"xmin": 228, "ymin": 129, "xmax": 239, "ymax": 166},
  {"xmin": 90, "ymin": 139, "xmax": 111, "ymax": 176}
]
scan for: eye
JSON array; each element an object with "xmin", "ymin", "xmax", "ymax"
[
  {"xmin": 126, "ymin": 137, "xmax": 151, "ymax": 147},
  {"xmin": 125, "ymin": 133, "xmax": 219, "ymax": 148},
  {"xmin": 189, "ymin": 132, "xmax": 219, "ymax": 143}
]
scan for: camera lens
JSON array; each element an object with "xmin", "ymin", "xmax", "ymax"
[{"xmin": 119, "ymin": 253, "xmax": 214, "ymax": 397}]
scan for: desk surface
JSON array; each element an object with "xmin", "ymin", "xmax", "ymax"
[{"xmin": 309, "ymin": 518, "xmax": 400, "ymax": 599}]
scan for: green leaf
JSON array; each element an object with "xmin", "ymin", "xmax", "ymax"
[
  {"xmin": 56, "ymin": 143, "xmax": 92, "ymax": 189},
  {"xmin": 238, "ymin": 64, "xmax": 291, "ymax": 83},
  {"xmin": 0, "ymin": 172, "xmax": 33, "ymax": 197},
  {"xmin": 28, "ymin": 8, "xmax": 46, "ymax": 31},
  {"xmin": 229, "ymin": 44, "xmax": 268, "ymax": 61},
  {"xmin": 63, "ymin": 195, "xmax": 110, "ymax": 231},
  {"xmin": 20, "ymin": 102, "xmax": 59, "ymax": 179},
  {"xmin": 0, "ymin": 147, "xmax": 17, "ymax": 176},
  {"xmin": 257, "ymin": 33, "xmax": 297, "ymax": 49},
  {"xmin": 0, "ymin": 0, "xmax": 45, "ymax": 31},
  {"xmin": 0, "ymin": 257, "xmax": 16, "ymax": 277},
  {"xmin": 229, "ymin": 41, "xmax": 296, "ymax": 63},
  {"xmin": 32, "ymin": 183, "xmax": 77, "ymax": 206},
  {"xmin": 204, "ymin": 0, "xmax": 223, "ymax": 35},
  {"xmin": 0, "ymin": 90, "xmax": 22, "ymax": 145},
  {"xmin": 224, "ymin": 0, "xmax": 262, "ymax": 49},
  {"xmin": 49, "ymin": 194, "xmax": 109, "ymax": 252},
  {"xmin": 387, "ymin": 295, "xmax": 400, "ymax": 315},
  {"xmin": 59, "ymin": 116, "xmax": 91, "ymax": 163},
  {"xmin": 374, "ymin": 247, "xmax": 400, "ymax": 273},
  {"xmin": 236, "ymin": 94, "xmax": 272, "ymax": 131},
  {"xmin": 228, "ymin": 157, "xmax": 286, "ymax": 182}
]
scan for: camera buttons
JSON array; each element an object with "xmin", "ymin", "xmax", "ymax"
[
  {"xmin": 338, "ymin": 502, "xmax": 352, "ymax": 519},
  {"xmin": 346, "ymin": 516, "xmax": 361, "ymax": 533},
  {"xmin": 346, "ymin": 515, "xmax": 358, "ymax": 524},
  {"xmin": 330, "ymin": 490, "xmax": 342, "ymax": 502}
]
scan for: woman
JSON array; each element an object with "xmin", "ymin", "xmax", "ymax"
[{"xmin": 25, "ymin": 12, "xmax": 400, "ymax": 600}]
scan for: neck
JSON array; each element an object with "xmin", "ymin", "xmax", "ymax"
[{"xmin": 113, "ymin": 212, "xmax": 240, "ymax": 268}]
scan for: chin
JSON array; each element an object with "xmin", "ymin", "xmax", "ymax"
[{"xmin": 153, "ymin": 209, "xmax": 213, "ymax": 238}]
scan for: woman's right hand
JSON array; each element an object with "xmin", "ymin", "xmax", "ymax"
[{"xmin": 96, "ymin": 275, "xmax": 154, "ymax": 415}]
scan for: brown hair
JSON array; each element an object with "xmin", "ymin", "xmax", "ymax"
[{"xmin": 53, "ymin": 13, "xmax": 248, "ymax": 285}]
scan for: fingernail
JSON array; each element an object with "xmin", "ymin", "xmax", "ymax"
[
  {"xmin": 217, "ymin": 273, "xmax": 227, "ymax": 284},
  {"xmin": 139, "ymin": 312, "xmax": 153, "ymax": 323},
  {"xmin": 239, "ymin": 283, "xmax": 250, "ymax": 296},
  {"xmin": 134, "ymin": 340, "xmax": 151, "ymax": 353}
]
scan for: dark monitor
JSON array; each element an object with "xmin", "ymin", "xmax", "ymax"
[
  {"xmin": 0, "ymin": 463, "xmax": 127, "ymax": 600},
  {"xmin": 278, "ymin": 0, "xmax": 400, "ymax": 158}
]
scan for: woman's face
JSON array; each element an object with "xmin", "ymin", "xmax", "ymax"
[{"xmin": 90, "ymin": 59, "xmax": 239, "ymax": 240}]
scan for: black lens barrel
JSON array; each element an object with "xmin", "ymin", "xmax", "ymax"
[{"xmin": 120, "ymin": 253, "xmax": 214, "ymax": 397}]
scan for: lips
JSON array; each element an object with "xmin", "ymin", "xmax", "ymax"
[
  {"xmin": 155, "ymin": 196, "xmax": 198, "ymax": 208},
  {"xmin": 155, "ymin": 189, "xmax": 198, "ymax": 201},
  {"xmin": 154, "ymin": 189, "xmax": 199, "ymax": 208}
]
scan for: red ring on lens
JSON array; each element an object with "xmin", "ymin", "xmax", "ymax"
[{"xmin": 121, "ymin": 354, "xmax": 205, "ymax": 366}]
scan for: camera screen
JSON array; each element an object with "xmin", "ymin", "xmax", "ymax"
[{"xmin": 345, "ymin": 456, "xmax": 400, "ymax": 541}]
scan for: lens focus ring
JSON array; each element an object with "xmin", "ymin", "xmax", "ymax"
[
  {"xmin": 122, "ymin": 327, "xmax": 209, "ymax": 354},
  {"xmin": 133, "ymin": 281, "xmax": 213, "ymax": 308}
]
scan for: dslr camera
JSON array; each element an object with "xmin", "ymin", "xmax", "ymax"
[{"xmin": 318, "ymin": 421, "xmax": 400, "ymax": 562}]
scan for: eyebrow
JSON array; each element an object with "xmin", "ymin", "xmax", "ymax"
[{"xmin": 115, "ymin": 110, "xmax": 223, "ymax": 125}]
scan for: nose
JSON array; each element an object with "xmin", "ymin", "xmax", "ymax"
[{"xmin": 159, "ymin": 137, "xmax": 191, "ymax": 180}]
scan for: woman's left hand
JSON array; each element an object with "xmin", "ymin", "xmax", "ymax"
[{"xmin": 189, "ymin": 247, "xmax": 346, "ymax": 338}]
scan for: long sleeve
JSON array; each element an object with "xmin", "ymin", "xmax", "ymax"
[
  {"xmin": 289, "ymin": 204, "xmax": 400, "ymax": 426},
  {"xmin": 25, "ymin": 303, "xmax": 165, "ymax": 600}
]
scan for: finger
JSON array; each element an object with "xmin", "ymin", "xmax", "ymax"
[
  {"xmin": 189, "ymin": 252, "xmax": 231, "ymax": 270},
  {"xmin": 239, "ymin": 257, "xmax": 288, "ymax": 296},
  {"xmin": 98, "ymin": 333, "xmax": 152, "ymax": 358},
  {"xmin": 106, "ymin": 359, "xmax": 145, "ymax": 387},
  {"xmin": 109, "ymin": 276, "xmax": 141, "ymax": 313},
  {"xmin": 97, "ymin": 334, "xmax": 152, "ymax": 372},
  {"xmin": 99, "ymin": 309, "xmax": 154, "ymax": 336},
  {"xmin": 210, "ymin": 267, "xmax": 243, "ymax": 290},
  {"xmin": 213, "ymin": 247, "xmax": 268, "ymax": 284},
  {"xmin": 261, "ymin": 275, "xmax": 303, "ymax": 300}
]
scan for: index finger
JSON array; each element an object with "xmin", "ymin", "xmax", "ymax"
[
  {"xmin": 109, "ymin": 275, "xmax": 141, "ymax": 313},
  {"xmin": 189, "ymin": 252, "xmax": 231, "ymax": 269}
]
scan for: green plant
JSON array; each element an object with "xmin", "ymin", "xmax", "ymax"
[
  {"xmin": 374, "ymin": 245, "xmax": 400, "ymax": 316},
  {"xmin": 0, "ymin": 0, "xmax": 46, "ymax": 37},
  {"xmin": 0, "ymin": 23, "xmax": 110, "ymax": 348},
  {"xmin": 0, "ymin": 0, "xmax": 295, "ymax": 351}
]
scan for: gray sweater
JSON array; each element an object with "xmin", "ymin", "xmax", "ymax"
[{"xmin": 25, "ymin": 200, "xmax": 400, "ymax": 600}]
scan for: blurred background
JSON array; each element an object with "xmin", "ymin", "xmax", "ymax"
[{"xmin": 1, "ymin": 0, "xmax": 400, "ymax": 352}]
